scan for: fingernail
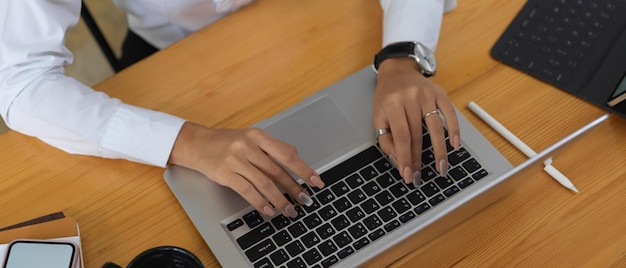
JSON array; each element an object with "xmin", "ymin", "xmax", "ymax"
[
  {"xmin": 453, "ymin": 135, "xmax": 460, "ymax": 151},
  {"xmin": 310, "ymin": 174, "xmax": 325, "ymax": 188},
  {"xmin": 389, "ymin": 155, "xmax": 398, "ymax": 169},
  {"xmin": 262, "ymin": 205, "xmax": 275, "ymax": 217},
  {"xmin": 298, "ymin": 192, "xmax": 313, "ymax": 206},
  {"xmin": 285, "ymin": 204, "xmax": 298, "ymax": 218},
  {"xmin": 403, "ymin": 166, "xmax": 412, "ymax": 184},
  {"xmin": 438, "ymin": 159, "xmax": 448, "ymax": 177},
  {"xmin": 413, "ymin": 171, "xmax": 423, "ymax": 188}
]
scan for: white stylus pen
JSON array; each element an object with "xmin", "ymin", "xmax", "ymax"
[{"xmin": 467, "ymin": 101, "xmax": 579, "ymax": 193}]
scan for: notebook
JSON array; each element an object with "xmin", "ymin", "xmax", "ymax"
[
  {"xmin": 491, "ymin": 0, "xmax": 626, "ymax": 118},
  {"xmin": 164, "ymin": 66, "xmax": 607, "ymax": 267}
]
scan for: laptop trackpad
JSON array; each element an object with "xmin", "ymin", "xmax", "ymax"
[{"xmin": 262, "ymin": 96, "xmax": 363, "ymax": 167}]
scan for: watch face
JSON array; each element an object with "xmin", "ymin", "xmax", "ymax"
[{"xmin": 414, "ymin": 43, "xmax": 436, "ymax": 76}]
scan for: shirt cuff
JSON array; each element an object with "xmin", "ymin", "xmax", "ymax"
[
  {"xmin": 101, "ymin": 103, "xmax": 186, "ymax": 167},
  {"xmin": 380, "ymin": 0, "xmax": 452, "ymax": 51}
]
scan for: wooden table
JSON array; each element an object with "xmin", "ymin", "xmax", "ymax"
[{"xmin": 2, "ymin": 0, "xmax": 626, "ymax": 267}]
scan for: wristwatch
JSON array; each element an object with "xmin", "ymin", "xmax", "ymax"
[{"xmin": 372, "ymin": 41, "xmax": 437, "ymax": 77}]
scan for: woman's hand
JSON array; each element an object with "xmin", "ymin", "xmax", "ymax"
[
  {"xmin": 373, "ymin": 57, "xmax": 460, "ymax": 187},
  {"xmin": 168, "ymin": 122, "xmax": 325, "ymax": 218}
]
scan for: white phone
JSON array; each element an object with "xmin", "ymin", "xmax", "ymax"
[{"xmin": 3, "ymin": 240, "xmax": 79, "ymax": 268}]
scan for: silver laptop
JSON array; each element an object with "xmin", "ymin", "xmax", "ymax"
[{"xmin": 164, "ymin": 67, "xmax": 608, "ymax": 267}]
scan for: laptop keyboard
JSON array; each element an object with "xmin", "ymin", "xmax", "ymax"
[
  {"xmin": 225, "ymin": 127, "xmax": 488, "ymax": 268},
  {"xmin": 491, "ymin": 0, "xmax": 626, "ymax": 93}
]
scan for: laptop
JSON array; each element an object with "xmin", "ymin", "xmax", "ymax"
[
  {"xmin": 491, "ymin": 0, "xmax": 626, "ymax": 118},
  {"xmin": 164, "ymin": 67, "xmax": 608, "ymax": 267}
]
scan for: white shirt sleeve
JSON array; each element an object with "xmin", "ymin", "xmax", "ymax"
[
  {"xmin": 380, "ymin": 0, "xmax": 457, "ymax": 50},
  {"xmin": 0, "ymin": 0, "xmax": 185, "ymax": 167}
]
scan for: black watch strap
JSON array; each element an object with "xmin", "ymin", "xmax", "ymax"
[{"xmin": 373, "ymin": 42, "xmax": 416, "ymax": 70}]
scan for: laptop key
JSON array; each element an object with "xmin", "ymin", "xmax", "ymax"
[
  {"xmin": 321, "ymin": 256, "xmax": 339, "ymax": 268},
  {"xmin": 406, "ymin": 190, "xmax": 426, "ymax": 205},
  {"xmin": 435, "ymin": 176, "xmax": 454, "ymax": 189},
  {"xmin": 303, "ymin": 213, "xmax": 322, "ymax": 229},
  {"xmin": 243, "ymin": 210, "xmax": 265, "ymax": 229},
  {"xmin": 363, "ymin": 214, "xmax": 383, "ymax": 230},
  {"xmin": 237, "ymin": 222, "xmax": 275, "ymax": 250},
  {"xmin": 458, "ymin": 177, "xmax": 475, "ymax": 189},
  {"xmin": 348, "ymin": 223, "xmax": 368, "ymax": 239},
  {"xmin": 383, "ymin": 219, "xmax": 401, "ymax": 232},
  {"xmin": 317, "ymin": 189, "xmax": 335, "ymax": 205},
  {"xmin": 318, "ymin": 240, "xmax": 338, "ymax": 257},
  {"xmin": 373, "ymin": 158, "xmax": 393, "ymax": 173},
  {"xmin": 399, "ymin": 211, "xmax": 416, "ymax": 223},
  {"xmin": 302, "ymin": 231, "xmax": 321, "ymax": 247},
  {"xmin": 376, "ymin": 173, "xmax": 395, "ymax": 188},
  {"xmin": 443, "ymin": 186, "xmax": 460, "ymax": 197},
  {"xmin": 391, "ymin": 198, "xmax": 411, "ymax": 214},
  {"xmin": 315, "ymin": 223, "xmax": 335, "ymax": 240},
  {"xmin": 285, "ymin": 240, "xmax": 305, "ymax": 257},
  {"xmin": 270, "ymin": 249, "xmax": 290, "ymax": 266},
  {"xmin": 472, "ymin": 169, "xmax": 489, "ymax": 180},
  {"xmin": 271, "ymin": 215, "xmax": 291, "ymax": 230},
  {"xmin": 288, "ymin": 222, "xmax": 307, "ymax": 238},
  {"xmin": 368, "ymin": 228, "xmax": 386, "ymax": 241},
  {"xmin": 245, "ymin": 238, "xmax": 276, "ymax": 262},
  {"xmin": 332, "ymin": 197, "xmax": 352, "ymax": 213},
  {"xmin": 332, "ymin": 231, "xmax": 353, "ymax": 248},
  {"xmin": 319, "ymin": 205, "xmax": 337, "ymax": 221},
  {"xmin": 377, "ymin": 206, "xmax": 397, "ymax": 222},
  {"xmin": 449, "ymin": 148, "xmax": 470, "ymax": 166},
  {"xmin": 360, "ymin": 166, "xmax": 379, "ymax": 181},
  {"xmin": 302, "ymin": 249, "xmax": 323, "ymax": 265},
  {"xmin": 420, "ymin": 182, "xmax": 440, "ymax": 197},
  {"xmin": 347, "ymin": 189, "xmax": 366, "ymax": 205},
  {"xmin": 346, "ymin": 207, "xmax": 366, "ymax": 222},
  {"xmin": 273, "ymin": 230, "xmax": 292, "ymax": 246},
  {"xmin": 375, "ymin": 190, "xmax": 394, "ymax": 205},
  {"xmin": 331, "ymin": 181, "xmax": 350, "ymax": 196},
  {"xmin": 337, "ymin": 246, "xmax": 355, "ymax": 259},
  {"xmin": 254, "ymin": 258, "xmax": 272, "ymax": 268},
  {"xmin": 286, "ymin": 257, "xmax": 306, "ymax": 268},
  {"xmin": 462, "ymin": 158, "xmax": 482, "ymax": 173},
  {"xmin": 414, "ymin": 203, "xmax": 431, "ymax": 215},
  {"xmin": 227, "ymin": 218, "xmax": 244, "ymax": 231},
  {"xmin": 361, "ymin": 198, "xmax": 380, "ymax": 214},
  {"xmin": 389, "ymin": 182, "xmax": 409, "ymax": 198},
  {"xmin": 428, "ymin": 194, "xmax": 446, "ymax": 207},
  {"xmin": 449, "ymin": 166, "xmax": 469, "ymax": 181},
  {"xmin": 318, "ymin": 146, "xmax": 382, "ymax": 188},
  {"xmin": 345, "ymin": 173, "xmax": 366, "ymax": 189},
  {"xmin": 330, "ymin": 215, "xmax": 350, "ymax": 231},
  {"xmin": 352, "ymin": 237, "xmax": 370, "ymax": 250},
  {"xmin": 362, "ymin": 181, "xmax": 382, "ymax": 196}
]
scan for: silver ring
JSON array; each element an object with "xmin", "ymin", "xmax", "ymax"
[
  {"xmin": 423, "ymin": 109, "xmax": 439, "ymax": 119},
  {"xmin": 376, "ymin": 128, "xmax": 391, "ymax": 139}
]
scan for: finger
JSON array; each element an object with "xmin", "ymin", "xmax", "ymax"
[
  {"xmin": 386, "ymin": 106, "xmax": 414, "ymax": 184},
  {"xmin": 423, "ymin": 108, "xmax": 448, "ymax": 178},
  {"xmin": 238, "ymin": 161, "xmax": 300, "ymax": 218},
  {"xmin": 248, "ymin": 148, "xmax": 314, "ymax": 207},
  {"xmin": 253, "ymin": 128, "xmax": 325, "ymax": 189},
  {"xmin": 223, "ymin": 172, "xmax": 277, "ymax": 217},
  {"xmin": 404, "ymin": 101, "xmax": 424, "ymax": 187},
  {"xmin": 436, "ymin": 96, "xmax": 461, "ymax": 151}
]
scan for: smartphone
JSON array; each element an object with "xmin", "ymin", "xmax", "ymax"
[
  {"xmin": 607, "ymin": 73, "xmax": 626, "ymax": 107},
  {"xmin": 2, "ymin": 240, "xmax": 79, "ymax": 268}
]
